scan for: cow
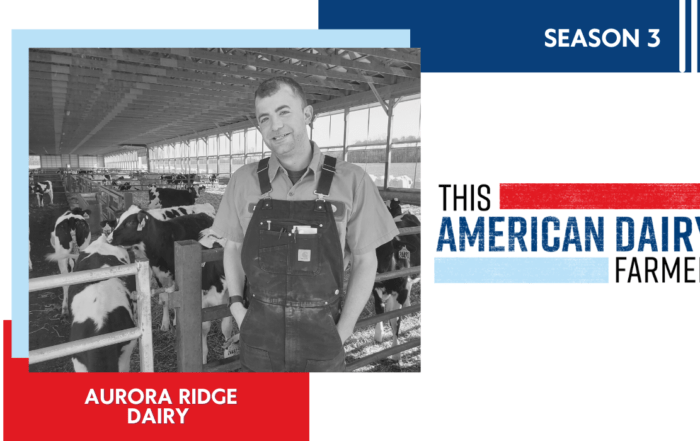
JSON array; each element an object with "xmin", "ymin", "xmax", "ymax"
[
  {"xmin": 99, "ymin": 219, "xmax": 118, "ymax": 238},
  {"xmin": 208, "ymin": 174, "xmax": 218, "ymax": 186},
  {"xmin": 30, "ymin": 181, "xmax": 53, "ymax": 207},
  {"xmin": 147, "ymin": 185, "xmax": 199, "ymax": 209},
  {"xmin": 107, "ymin": 207, "xmax": 213, "ymax": 332},
  {"xmin": 68, "ymin": 235, "xmax": 137, "ymax": 372},
  {"xmin": 160, "ymin": 174, "xmax": 175, "ymax": 185},
  {"xmin": 110, "ymin": 203, "xmax": 216, "ymax": 242},
  {"xmin": 108, "ymin": 202, "xmax": 216, "ymax": 319},
  {"xmin": 198, "ymin": 229, "xmax": 235, "ymax": 363},
  {"xmin": 45, "ymin": 208, "xmax": 93, "ymax": 316},
  {"xmin": 385, "ymin": 197, "xmax": 403, "ymax": 218},
  {"xmin": 372, "ymin": 208, "xmax": 421, "ymax": 361},
  {"xmin": 118, "ymin": 182, "xmax": 131, "ymax": 191}
]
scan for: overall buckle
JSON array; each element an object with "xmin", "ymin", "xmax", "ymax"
[
  {"xmin": 313, "ymin": 191, "xmax": 327, "ymax": 212},
  {"xmin": 260, "ymin": 191, "xmax": 273, "ymax": 210}
]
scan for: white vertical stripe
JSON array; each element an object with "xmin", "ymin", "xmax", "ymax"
[
  {"xmin": 680, "ymin": 0, "xmax": 686, "ymax": 72},
  {"xmin": 692, "ymin": 0, "xmax": 698, "ymax": 72}
]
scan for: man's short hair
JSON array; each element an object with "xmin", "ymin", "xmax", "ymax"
[{"xmin": 255, "ymin": 76, "xmax": 308, "ymax": 108}]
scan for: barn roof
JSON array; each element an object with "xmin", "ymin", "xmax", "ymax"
[{"xmin": 29, "ymin": 48, "xmax": 421, "ymax": 157}]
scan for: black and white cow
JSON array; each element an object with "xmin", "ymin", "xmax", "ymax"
[
  {"xmin": 147, "ymin": 185, "xmax": 200, "ymax": 209},
  {"xmin": 118, "ymin": 182, "xmax": 131, "ymax": 191},
  {"xmin": 30, "ymin": 181, "xmax": 53, "ymax": 207},
  {"xmin": 107, "ymin": 203, "xmax": 216, "ymax": 332},
  {"xmin": 160, "ymin": 174, "xmax": 174, "ymax": 185},
  {"xmin": 198, "ymin": 229, "xmax": 235, "ymax": 363},
  {"xmin": 45, "ymin": 208, "xmax": 93, "ymax": 316},
  {"xmin": 372, "ymin": 208, "xmax": 421, "ymax": 360},
  {"xmin": 385, "ymin": 197, "xmax": 402, "ymax": 218},
  {"xmin": 68, "ymin": 235, "xmax": 137, "ymax": 372},
  {"xmin": 208, "ymin": 174, "xmax": 218, "ymax": 186},
  {"xmin": 108, "ymin": 207, "xmax": 213, "ymax": 331}
]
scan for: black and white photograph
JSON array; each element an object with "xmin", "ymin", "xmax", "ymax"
[{"xmin": 27, "ymin": 48, "xmax": 421, "ymax": 373}]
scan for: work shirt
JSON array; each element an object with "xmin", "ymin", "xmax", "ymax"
[{"xmin": 212, "ymin": 142, "xmax": 399, "ymax": 257}]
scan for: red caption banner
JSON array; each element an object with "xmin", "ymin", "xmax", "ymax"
[{"xmin": 3, "ymin": 321, "xmax": 310, "ymax": 440}]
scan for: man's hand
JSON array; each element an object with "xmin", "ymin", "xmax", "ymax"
[
  {"xmin": 229, "ymin": 303, "xmax": 247, "ymax": 330},
  {"xmin": 223, "ymin": 333, "xmax": 240, "ymax": 353}
]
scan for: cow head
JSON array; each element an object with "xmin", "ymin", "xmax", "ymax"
[
  {"xmin": 148, "ymin": 185, "xmax": 158, "ymax": 201},
  {"xmin": 386, "ymin": 198, "xmax": 402, "ymax": 218},
  {"xmin": 53, "ymin": 208, "xmax": 92, "ymax": 251},
  {"xmin": 108, "ymin": 205, "xmax": 148, "ymax": 246},
  {"xmin": 100, "ymin": 219, "xmax": 118, "ymax": 237},
  {"xmin": 189, "ymin": 186, "xmax": 205, "ymax": 198}
]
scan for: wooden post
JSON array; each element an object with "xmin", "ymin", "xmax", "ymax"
[
  {"xmin": 174, "ymin": 240, "xmax": 202, "ymax": 372},
  {"xmin": 87, "ymin": 199, "xmax": 101, "ymax": 234},
  {"xmin": 123, "ymin": 192, "xmax": 133, "ymax": 210},
  {"xmin": 97, "ymin": 191, "xmax": 104, "ymax": 221},
  {"xmin": 135, "ymin": 259, "xmax": 154, "ymax": 372}
]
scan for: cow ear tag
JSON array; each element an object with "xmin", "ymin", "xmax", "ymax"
[
  {"xmin": 398, "ymin": 246, "xmax": 410, "ymax": 261},
  {"xmin": 137, "ymin": 218, "xmax": 146, "ymax": 231},
  {"xmin": 82, "ymin": 213, "xmax": 90, "ymax": 219}
]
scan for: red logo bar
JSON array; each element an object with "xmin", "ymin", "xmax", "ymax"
[{"xmin": 500, "ymin": 184, "xmax": 700, "ymax": 209}]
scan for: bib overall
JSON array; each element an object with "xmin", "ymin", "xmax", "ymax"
[{"xmin": 239, "ymin": 156, "xmax": 346, "ymax": 372}]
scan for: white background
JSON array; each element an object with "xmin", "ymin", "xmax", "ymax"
[
  {"xmin": 5, "ymin": 4, "xmax": 700, "ymax": 440},
  {"xmin": 312, "ymin": 74, "xmax": 700, "ymax": 440}
]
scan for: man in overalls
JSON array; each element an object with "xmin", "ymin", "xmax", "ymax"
[{"xmin": 212, "ymin": 77, "xmax": 399, "ymax": 372}]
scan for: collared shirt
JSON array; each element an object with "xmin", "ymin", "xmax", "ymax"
[{"xmin": 212, "ymin": 142, "xmax": 399, "ymax": 256}]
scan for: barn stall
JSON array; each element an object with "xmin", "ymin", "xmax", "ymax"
[{"xmin": 28, "ymin": 48, "xmax": 421, "ymax": 372}]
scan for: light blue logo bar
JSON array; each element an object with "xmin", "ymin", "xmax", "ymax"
[{"xmin": 435, "ymin": 258, "xmax": 609, "ymax": 283}]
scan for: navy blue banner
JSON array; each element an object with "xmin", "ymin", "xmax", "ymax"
[{"xmin": 319, "ymin": 0, "xmax": 699, "ymax": 72}]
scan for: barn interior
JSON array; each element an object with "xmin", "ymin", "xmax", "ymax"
[{"xmin": 28, "ymin": 47, "xmax": 421, "ymax": 373}]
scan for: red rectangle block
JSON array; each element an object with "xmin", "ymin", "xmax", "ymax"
[
  {"xmin": 3, "ymin": 321, "xmax": 310, "ymax": 440},
  {"xmin": 500, "ymin": 184, "xmax": 700, "ymax": 209}
]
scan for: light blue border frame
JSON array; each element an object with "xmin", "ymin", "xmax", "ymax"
[{"xmin": 14, "ymin": 29, "xmax": 411, "ymax": 358}]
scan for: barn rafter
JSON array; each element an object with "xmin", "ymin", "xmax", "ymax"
[{"xmin": 29, "ymin": 47, "xmax": 420, "ymax": 157}]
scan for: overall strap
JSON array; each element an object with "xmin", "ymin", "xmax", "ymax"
[
  {"xmin": 257, "ymin": 157, "xmax": 272, "ymax": 196},
  {"xmin": 315, "ymin": 155, "xmax": 336, "ymax": 198}
]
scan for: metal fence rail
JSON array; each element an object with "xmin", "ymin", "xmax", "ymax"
[{"xmin": 28, "ymin": 261, "xmax": 154, "ymax": 372}]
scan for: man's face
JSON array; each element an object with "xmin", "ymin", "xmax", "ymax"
[{"xmin": 255, "ymin": 84, "xmax": 312, "ymax": 158}]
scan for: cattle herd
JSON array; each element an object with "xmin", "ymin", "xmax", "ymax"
[{"xmin": 30, "ymin": 176, "xmax": 420, "ymax": 372}]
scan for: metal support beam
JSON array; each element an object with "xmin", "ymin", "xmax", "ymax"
[
  {"xmin": 383, "ymin": 99, "xmax": 395, "ymax": 190},
  {"xmin": 368, "ymin": 82, "xmax": 389, "ymax": 116},
  {"xmin": 342, "ymin": 107, "xmax": 349, "ymax": 162}
]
